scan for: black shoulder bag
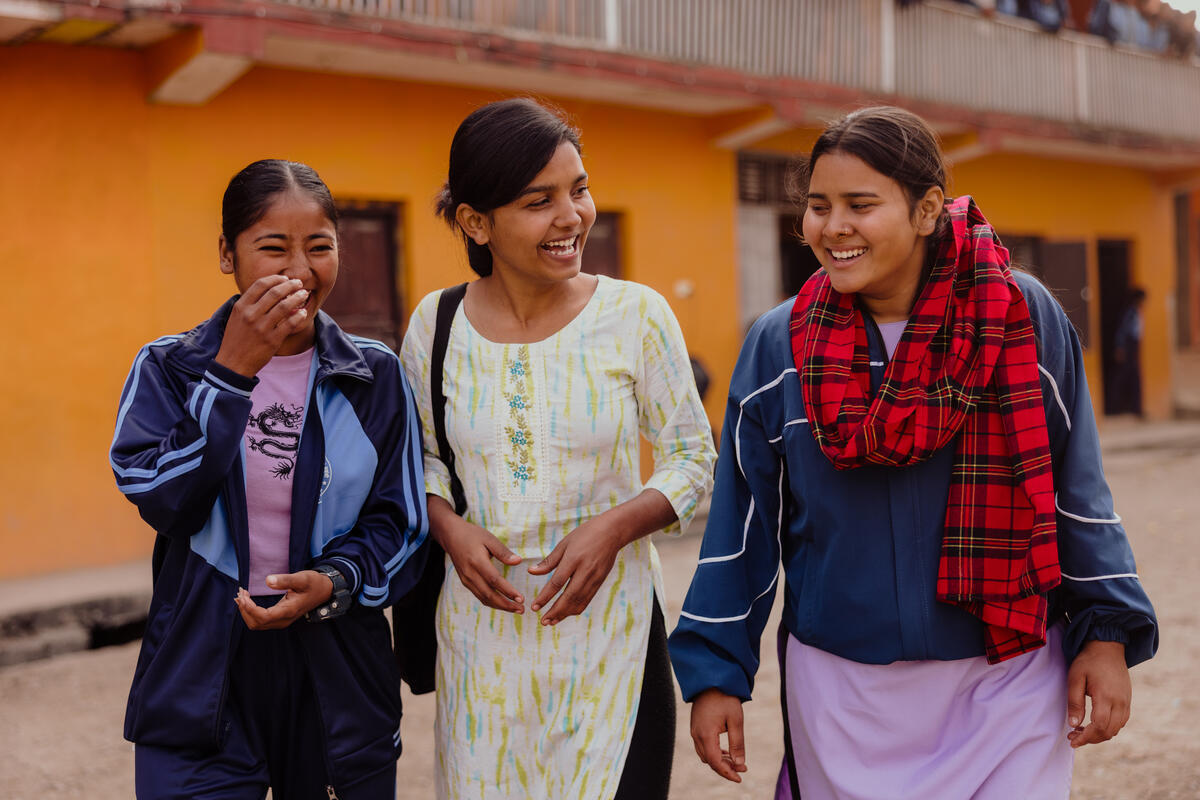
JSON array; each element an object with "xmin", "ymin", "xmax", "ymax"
[{"xmin": 392, "ymin": 282, "xmax": 468, "ymax": 695}]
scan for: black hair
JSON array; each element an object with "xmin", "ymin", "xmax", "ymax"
[
  {"xmin": 436, "ymin": 98, "xmax": 582, "ymax": 277},
  {"xmin": 792, "ymin": 106, "xmax": 948, "ymax": 236},
  {"xmin": 222, "ymin": 159, "xmax": 338, "ymax": 247}
]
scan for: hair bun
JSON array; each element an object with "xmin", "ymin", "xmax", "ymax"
[{"xmin": 435, "ymin": 183, "xmax": 455, "ymax": 223}]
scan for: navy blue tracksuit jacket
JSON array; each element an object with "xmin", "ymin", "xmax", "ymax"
[
  {"xmin": 670, "ymin": 272, "xmax": 1158, "ymax": 702},
  {"xmin": 110, "ymin": 299, "xmax": 429, "ymax": 787}
]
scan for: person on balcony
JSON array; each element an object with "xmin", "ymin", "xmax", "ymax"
[
  {"xmin": 109, "ymin": 159, "xmax": 430, "ymax": 799},
  {"xmin": 1167, "ymin": 8, "xmax": 1199, "ymax": 56},
  {"xmin": 669, "ymin": 106, "xmax": 1157, "ymax": 799},
  {"xmin": 1090, "ymin": 0, "xmax": 1143, "ymax": 43},
  {"xmin": 1134, "ymin": 0, "xmax": 1172, "ymax": 50},
  {"xmin": 996, "ymin": 0, "xmax": 1073, "ymax": 31},
  {"xmin": 400, "ymin": 98, "xmax": 716, "ymax": 800}
]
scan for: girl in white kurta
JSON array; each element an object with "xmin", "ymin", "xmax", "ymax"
[{"xmin": 400, "ymin": 99, "xmax": 715, "ymax": 800}]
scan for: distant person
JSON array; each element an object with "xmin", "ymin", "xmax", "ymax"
[
  {"xmin": 670, "ymin": 107, "xmax": 1158, "ymax": 799},
  {"xmin": 997, "ymin": 0, "xmax": 1072, "ymax": 31},
  {"xmin": 1135, "ymin": 0, "xmax": 1171, "ymax": 51},
  {"xmin": 400, "ymin": 98, "xmax": 716, "ymax": 799},
  {"xmin": 1167, "ymin": 7, "xmax": 1197, "ymax": 56},
  {"xmin": 110, "ymin": 159, "xmax": 429, "ymax": 799},
  {"xmin": 1111, "ymin": 287, "xmax": 1147, "ymax": 416},
  {"xmin": 1091, "ymin": 0, "xmax": 1142, "ymax": 43}
]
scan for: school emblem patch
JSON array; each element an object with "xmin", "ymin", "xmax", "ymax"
[{"xmin": 319, "ymin": 458, "xmax": 332, "ymax": 499}]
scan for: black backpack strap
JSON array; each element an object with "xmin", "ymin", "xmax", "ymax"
[
  {"xmin": 392, "ymin": 281, "xmax": 469, "ymax": 696},
  {"xmin": 432, "ymin": 282, "xmax": 468, "ymax": 515}
]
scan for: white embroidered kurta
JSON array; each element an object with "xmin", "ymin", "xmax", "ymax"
[{"xmin": 401, "ymin": 275, "xmax": 715, "ymax": 800}]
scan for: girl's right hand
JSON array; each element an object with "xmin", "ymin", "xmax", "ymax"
[
  {"xmin": 690, "ymin": 688, "xmax": 748, "ymax": 783},
  {"xmin": 429, "ymin": 496, "xmax": 525, "ymax": 613},
  {"xmin": 215, "ymin": 275, "xmax": 311, "ymax": 377}
]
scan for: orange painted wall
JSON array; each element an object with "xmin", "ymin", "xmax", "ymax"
[
  {"xmin": 0, "ymin": 45, "xmax": 740, "ymax": 578},
  {"xmin": 4, "ymin": 42, "xmax": 1178, "ymax": 580},
  {"xmin": 0, "ymin": 46, "xmax": 155, "ymax": 577}
]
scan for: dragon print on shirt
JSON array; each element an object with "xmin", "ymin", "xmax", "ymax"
[{"xmin": 247, "ymin": 403, "xmax": 303, "ymax": 479}]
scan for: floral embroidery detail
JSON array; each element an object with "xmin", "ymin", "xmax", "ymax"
[{"xmin": 502, "ymin": 345, "xmax": 537, "ymax": 491}]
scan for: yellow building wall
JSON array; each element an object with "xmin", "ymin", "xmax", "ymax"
[
  {"xmin": 0, "ymin": 46, "xmax": 155, "ymax": 577},
  {"xmin": 1, "ymin": 43, "xmax": 1177, "ymax": 579},
  {"xmin": 0, "ymin": 44, "xmax": 741, "ymax": 578}
]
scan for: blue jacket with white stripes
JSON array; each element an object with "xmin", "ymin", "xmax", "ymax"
[
  {"xmin": 110, "ymin": 298, "xmax": 429, "ymax": 784},
  {"xmin": 668, "ymin": 272, "xmax": 1158, "ymax": 703}
]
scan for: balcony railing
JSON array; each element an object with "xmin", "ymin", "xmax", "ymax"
[{"xmin": 274, "ymin": 0, "xmax": 1200, "ymax": 141}]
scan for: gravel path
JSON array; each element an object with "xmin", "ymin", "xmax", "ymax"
[{"xmin": 2, "ymin": 441, "xmax": 1196, "ymax": 799}]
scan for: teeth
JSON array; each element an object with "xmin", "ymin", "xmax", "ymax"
[
  {"xmin": 831, "ymin": 247, "xmax": 866, "ymax": 260},
  {"xmin": 543, "ymin": 236, "xmax": 578, "ymax": 248}
]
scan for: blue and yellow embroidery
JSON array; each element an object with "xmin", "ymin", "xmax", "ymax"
[{"xmin": 502, "ymin": 345, "xmax": 537, "ymax": 492}]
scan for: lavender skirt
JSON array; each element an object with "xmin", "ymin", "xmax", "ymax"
[{"xmin": 775, "ymin": 625, "xmax": 1073, "ymax": 800}]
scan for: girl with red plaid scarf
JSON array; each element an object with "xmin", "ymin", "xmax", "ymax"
[{"xmin": 669, "ymin": 106, "xmax": 1157, "ymax": 799}]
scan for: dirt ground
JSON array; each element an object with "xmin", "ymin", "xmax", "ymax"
[{"xmin": 2, "ymin": 438, "xmax": 1198, "ymax": 799}]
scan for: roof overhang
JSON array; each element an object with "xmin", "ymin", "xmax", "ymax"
[{"xmin": 6, "ymin": 0, "xmax": 1200, "ymax": 171}]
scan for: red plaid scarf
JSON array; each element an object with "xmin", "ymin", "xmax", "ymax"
[{"xmin": 790, "ymin": 195, "xmax": 1060, "ymax": 663}]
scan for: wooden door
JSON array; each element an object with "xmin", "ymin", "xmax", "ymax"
[
  {"xmin": 324, "ymin": 204, "xmax": 404, "ymax": 351},
  {"xmin": 1098, "ymin": 239, "xmax": 1133, "ymax": 414},
  {"xmin": 778, "ymin": 213, "xmax": 821, "ymax": 298},
  {"xmin": 583, "ymin": 212, "xmax": 622, "ymax": 278},
  {"xmin": 1040, "ymin": 240, "xmax": 1090, "ymax": 349}
]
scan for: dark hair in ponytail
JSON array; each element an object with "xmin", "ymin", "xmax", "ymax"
[
  {"xmin": 436, "ymin": 98, "xmax": 581, "ymax": 277},
  {"xmin": 222, "ymin": 159, "xmax": 338, "ymax": 246}
]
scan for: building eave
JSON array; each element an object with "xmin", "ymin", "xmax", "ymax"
[{"xmin": 6, "ymin": 0, "xmax": 1200, "ymax": 169}]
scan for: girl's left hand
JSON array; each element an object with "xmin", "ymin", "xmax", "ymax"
[
  {"xmin": 234, "ymin": 570, "xmax": 334, "ymax": 630},
  {"xmin": 528, "ymin": 517, "xmax": 627, "ymax": 625},
  {"xmin": 1066, "ymin": 639, "xmax": 1132, "ymax": 748}
]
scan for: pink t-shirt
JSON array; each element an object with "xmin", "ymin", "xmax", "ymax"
[
  {"xmin": 244, "ymin": 348, "xmax": 314, "ymax": 594},
  {"xmin": 878, "ymin": 319, "xmax": 907, "ymax": 360}
]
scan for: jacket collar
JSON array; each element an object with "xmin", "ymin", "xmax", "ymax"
[{"xmin": 166, "ymin": 296, "xmax": 375, "ymax": 384}]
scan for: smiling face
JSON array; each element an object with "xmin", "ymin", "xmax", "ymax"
[
  {"xmin": 461, "ymin": 141, "xmax": 596, "ymax": 288},
  {"xmin": 801, "ymin": 151, "xmax": 943, "ymax": 323},
  {"xmin": 219, "ymin": 189, "xmax": 339, "ymax": 354}
]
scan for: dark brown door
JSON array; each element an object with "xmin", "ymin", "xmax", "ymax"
[
  {"xmin": 1003, "ymin": 235, "xmax": 1044, "ymax": 280},
  {"xmin": 1039, "ymin": 241, "xmax": 1090, "ymax": 350},
  {"xmin": 324, "ymin": 204, "xmax": 404, "ymax": 350},
  {"xmin": 582, "ymin": 212, "xmax": 622, "ymax": 278},
  {"xmin": 1098, "ymin": 239, "xmax": 1133, "ymax": 414},
  {"xmin": 1175, "ymin": 192, "xmax": 1191, "ymax": 347},
  {"xmin": 779, "ymin": 213, "xmax": 821, "ymax": 298}
]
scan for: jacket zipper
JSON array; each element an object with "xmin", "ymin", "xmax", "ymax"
[
  {"xmin": 212, "ymin": 616, "xmax": 235, "ymax": 747},
  {"xmin": 297, "ymin": 640, "xmax": 339, "ymax": 796},
  {"xmin": 213, "ymin": 491, "xmax": 240, "ymax": 749}
]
